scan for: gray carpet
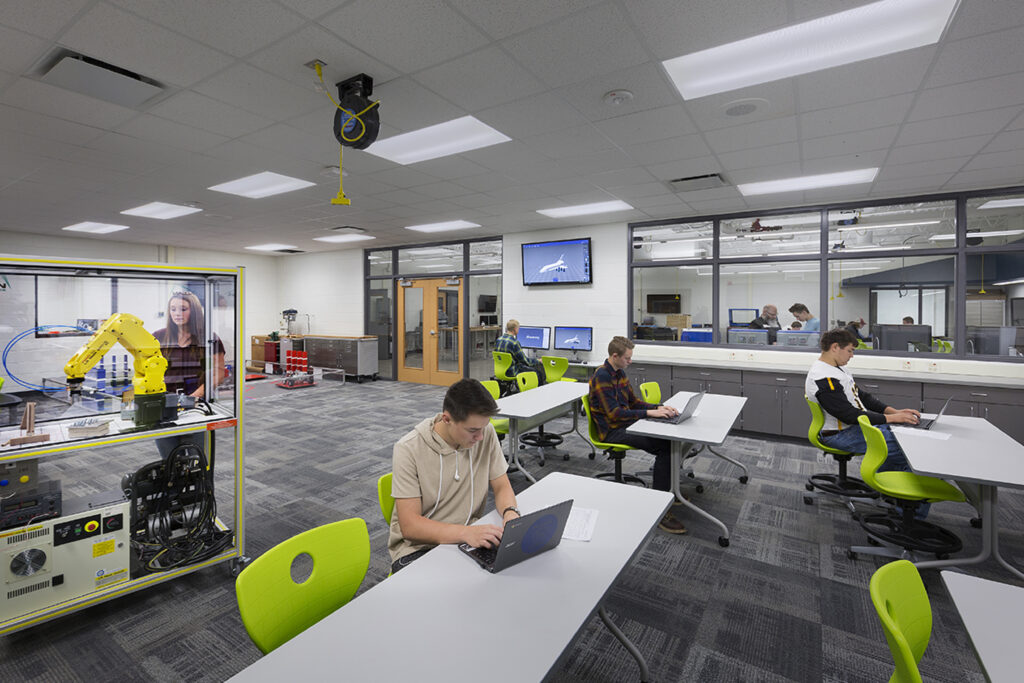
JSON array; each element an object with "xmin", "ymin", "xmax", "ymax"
[{"xmin": 1, "ymin": 378, "xmax": 1009, "ymax": 681}]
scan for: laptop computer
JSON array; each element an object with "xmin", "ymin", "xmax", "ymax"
[
  {"xmin": 648, "ymin": 391, "xmax": 705, "ymax": 425},
  {"xmin": 458, "ymin": 499, "xmax": 573, "ymax": 573},
  {"xmin": 911, "ymin": 396, "xmax": 953, "ymax": 430}
]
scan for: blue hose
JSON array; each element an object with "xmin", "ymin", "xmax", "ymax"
[{"xmin": 2, "ymin": 325, "xmax": 91, "ymax": 392}]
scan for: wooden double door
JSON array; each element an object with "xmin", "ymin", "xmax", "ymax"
[{"xmin": 396, "ymin": 277, "xmax": 463, "ymax": 386}]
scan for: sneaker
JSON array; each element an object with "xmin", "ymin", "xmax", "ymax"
[{"xmin": 658, "ymin": 513, "xmax": 687, "ymax": 534}]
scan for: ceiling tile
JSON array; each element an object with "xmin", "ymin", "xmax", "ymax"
[
  {"xmin": 414, "ymin": 46, "xmax": 545, "ymax": 112},
  {"xmin": 194, "ymin": 62, "xmax": 325, "ymax": 121},
  {"xmin": 246, "ymin": 24, "xmax": 399, "ymax": 87},
  {"xmin": 947, "ymin": 0, "xmax": 1024, "ymax": 40},
  {"xmin": 370, "ymin": 77, "xmax": 466, "ymax": 132},
  {"xmin": 476, "ymin": 92, "xmax": 588, "ymax": 139},
  {"xmin": 866, "ymin": 173, "xmax": 955, "ymax": 197},
  {"xmin": 682, "ymin": 81, "xmax": 797, "ymax": 132},
  {"xmin": 521, "ymin": 124, "xmax": 615, "ymax": 160},
  {"xmin": 802, "ymin": 126, "xmax": 898, "ymax": 160},
  {"xmin": 0, "ymin": 24, "xmax": 48, "ymax": 74},
  {"xmin": 0, "ymin": 0, "xmax": 92, "ymax": 39},
  {"xmin": 925, "ymin": 27, "xmax": 1024, "ymax": 89},
  {"xmin": 982, "ymin": 129, "xmax": 1024, "ymax": 154},
  {"xmin": 320, "ymin": 0, "xmax": 488, "ymax": 72},
  {"xmin": 410, "ymin": 157, "xmax": 492, "ymax": 181},
  {"xmin": 556, "ymin": 149, "xmax": 635, "ymax": 175},
  {"xmin": 462, "ymin": 141, "xmax": 568, "ymax": 183},
  {"xmin": 610, "ymin": 183, "xmax": 677, "ymax": 201},
  {"xmin": 502, "ymin": 4, "xmax": 648, "ymax": 88},
  {"xmin": 800, "ymin": 94, "xmax": 915, "ymax": 138},
  {"xmin": 0, "ymin": 103, "xmax": 106, "ymax": 145},
  {"xmin": 894, "ymin": 107, "xmax": 1019, "ymax": 147},
  {"xmin": 887, "ymin": 134, "xmax": 993, "ymax": 166},
  {"xmin": 585, "ymin": 167, "xmax": 656, "ymax": 189},
  {"xmin": 0, "ymin": 77, "xmax": 138, "ymax": 129},
  {"xmin": 625, "ymin": 134, "xmax": 712, "ymax": 166},
  {"xmin": 414, "ymin": 181, "xmax": 473, "ymax": 200},
  {"xmin": 945, "ymin": 167, "xmax": 1024, "ymax": 190},
  {"xmin": 446, "ymin": 0, "xmax": 603, "ymax": 40},
  {"xmin": 908, "ymin": 72, "xmax": 1024, "ymax": 122},
  {"xmin": 877, "ymin": 157, "xmax": 971, "ymax": 180},
  {"xmin": 148, "ymin": 90, "xmax": 274, "ymax": 138},
  {"xmin": 802, "ymin": 150, "xmax": 887, "ymax": 175},
  {"xmin": 717, "ymin": 142, "xmax": 801, "ymax": 170},
  {"xmin": 237, "ymin": 122, "xmax": 336, "ymax": 163},
  {"xmin": 796, "ymin": 48, "xmax": 934, "ymax": 112},
  {"xmin": 61, "ymin": 3, "xmax": 233, "ymax": 87},
  {"xmin": 559, "ymin": 61, "xmax": 680, "ymax": 123},
  {"xmin": 595, "ymin": 104, "xmax": 696, "ymax": 146},
  {"xmin": 363, "ymin": 166, "xmax": 438, "ymax": 189},
  {"xmin": 116, "ymin": 114, "xmax": 230, "ymax": 152},
  {"xmin": 275, "ymin": 0, "xmax": 347, "ymax": 20},
  {"xmin": 963, "ymin": 150, "xmax": 1024, "ymax": 172},
  {"xmin": 726, "ymin": 162, "xmax": 802, "ymax": 185},
  {"xmin": 705, "ymin": 116, "xmax": 798, "ymax": 154}
]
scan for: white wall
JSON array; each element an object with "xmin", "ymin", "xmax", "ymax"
[
  {"xmin": 275, "ymin": 249, "xmax": 364, "ymax": 335},
  {"xmin": 503, "ymin": 223, "xmax": 627, "ymax": 362}
]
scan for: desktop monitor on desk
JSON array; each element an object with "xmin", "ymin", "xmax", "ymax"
[
  {"xmin": 777, "ymin": 330, "xmax": 820, "ymax": 348},
  {"xmin": 872, "ymin": 324, "xmax": 932, "ymax": 352},
  {"xmin": 727, "ymin": 328, "xmax": 768, "ymax": 345},
  {"xmin": 729, "ymin": 308, "xmax": 759, "ymax": 326},
  {"xmin": 517, "ymin": 326, "xmax": 550, "ymax": 350},
  {"xmin": 554, "ymin": 326, "xmax": 592, "ymax": 360},
  {"xmin": 967, "ymin": 326, "xmax": 1024, "ymax": 356}
]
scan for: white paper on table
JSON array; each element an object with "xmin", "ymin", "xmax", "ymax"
[
  {"xmin": 891, "ymin": 426, "xmax": 951, "ymax": 440},
  {"xmin": 563, "ymin": 507, "xmax": 598, "ymax": 541}
]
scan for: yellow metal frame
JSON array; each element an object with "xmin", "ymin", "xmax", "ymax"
[{"xmin": 0, "ymin": 254, "xmax": 246, "ymax": 635}]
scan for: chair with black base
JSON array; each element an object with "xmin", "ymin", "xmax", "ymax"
[
  {"xmin": 491, "ymin": 351, "xmax": 517, "ymax": 397},
  {"xmin": 804, "ymin": 397, "xmax": 879, "ymax": 511},
  {"xmin": 848, "ymin": 415, "xmax": 967, "ymax": 562},
  {"xmin": 516, "ymin": 371, "xmax": 564, "ymax": 466},
  {"xmin": 581, "ymin": 394, "xmax": 646, "ymax": 487}
]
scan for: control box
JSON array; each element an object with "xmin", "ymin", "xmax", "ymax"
[
  {"xmin": 1, "ymin": 494, "xmax": 130, "ymax": 622},
  {"xmin": 0, "ymin": 479, "xmax": 61, "ymax": 531}
]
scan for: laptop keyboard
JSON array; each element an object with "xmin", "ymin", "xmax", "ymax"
[{"xmin": 474, "ymin": 545, "xmax": 498, "ymax": 565}]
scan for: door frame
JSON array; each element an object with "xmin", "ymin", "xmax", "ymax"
[{"xmin": 396, "ymin": 277, "xmax": 464, "ymax": 386}]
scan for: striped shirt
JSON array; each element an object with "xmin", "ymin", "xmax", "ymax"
[{"xmin": 588, "ymin": 359, "xmax": 656, "ymax": 440}]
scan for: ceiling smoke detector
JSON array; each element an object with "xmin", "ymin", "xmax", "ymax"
[
  {"xmin": 723, "ymin": 98, "xmax": 768, "ymax": 117},
  {"xmin": 602, "ymin": 89, "xmax": 634, "ymax": 106}
]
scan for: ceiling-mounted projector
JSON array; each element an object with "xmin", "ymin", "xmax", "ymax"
[{"xmin": 333, "ymin": 73, "xmax": 379, "ymax": 150}]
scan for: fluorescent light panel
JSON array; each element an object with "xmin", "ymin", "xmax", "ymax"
[
  {"xmin": 120, "ymin": 202, "xmax": 202, "ymax": 219},
  {"xmin": 992, "ymin": 278, "xmax": 1024, "ymax": 286},
  {"xmin": 662, "ymin": 0, "xmax": 960, "ymax": 99},
  {"xmin": 312, "ymin": 234, "xmax": 376, "ymax": 243},
  {"xmin": 208, "ymin": 172, "xmax": 315, "ymax": 198},
  {"xmin": 929, "ymin": 229, "xmax": 1024, "ymax": 240},
  {"xmin": 978, "ymin": 198, "xmax": 1024, "ymax": 210},
  {"xmin": 737, "ymin": 168, "xmax": 878, "ymax": 196},
  {"xmin": 366, "ymin": 116, "xmax": 510, "ymax": 165},
  {"xmin": 62, "ymin": 221, "xmax": 130, "ymax": 234},
  {"xmin": 245, "ymin": 243, "xmax": 297, "ymax": 251},
  {"xmin": 537, "ymin": 200, "xmax": 633, "ymax": 218},
  {"xmin": 836, "ymin": 220, "xmax": 941, "ymax": 232},
  {"xmin": 404, "ymin": 220, "xmax": 481, "ymax": 233}
]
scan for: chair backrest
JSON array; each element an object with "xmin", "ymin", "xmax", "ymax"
[
  {"xmin": 378, "ymin": 473, "xmax": 395, "ymax": 527},
  {"xmin": 639, "ymin": 381, "xmax": 661, "ymax": 404},
  {"xmin": 869, "ymin": 559, "xmax": 932, "ymax": 683},
  {"xmin": 856, "ymin": 339, "xmax": 870, "ymax": 349},
  {"xmin": 480, "ymin": 379, "xmax": 501, "ymax": 400},
  {"xmin": 857, "ymin": 415, "xmax": 890, "ymax": 491},
  {"xmin": 805, "ymin": 396, "xmax": 856, "ymax": 456},
  {"xmin": 581, "ymin": 394, "xmax": 630, "ymax": 452},
  {"xmin": 540, "ymin": 355, "xmax": 568, "ymax": 382},
  {"xmin": 492, "ymin": 351, "xmax": 514, "ymax": 381},
  {"xmin": 516, "ymin": 371, "xmax": 539, "ymax": 392},
  {"xmin": 235, "ymin": 518, "xmax": 370, "ymax": 654}
]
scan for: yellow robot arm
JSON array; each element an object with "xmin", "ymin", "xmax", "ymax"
[{"xmin": 64, "ymin": 313, "xmax": 168, "ymax": 397}]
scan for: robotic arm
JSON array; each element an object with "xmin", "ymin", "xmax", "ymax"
[{"xmin": 64, "ymin": 313, "xmax": 168, "ymax": 425}]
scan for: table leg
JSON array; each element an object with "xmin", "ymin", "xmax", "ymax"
[
  {"xmin": 692, "ymin": 444, "xmax": 749, "ymax": 484},
  {"xmin": 598, "ymin": 605, "xmax": 649, "ymax": 683},
  {"xmin": 507, "ymin": 418, "xmax": 536, "ymax": 485},
  {"xmin": 571, "ymin": 399, "xmax": 594, "ymax": 458},
  {"xmin": 670, "ymin": 441, "xmax": 730, "ymax": 546}
]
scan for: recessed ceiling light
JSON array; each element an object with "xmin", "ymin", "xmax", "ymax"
[
  {"xmin": 365, "ymin": 116, "xmax": 511, "ymax": 165},
  {"xmin": 662, "ymin": 0, "xmax": 960, "ymax": 99},
  {"xmin": 120, "ymin": 201, "xmax": 203, "ymax": 219},
  {"xmin": 537, "ymin": 200, "xmax": 633, "ymax": 218},
  {"xmin": 312, "ymin": 234, "xmax": 376, "ymax": 243},
  {"xmin": 404, "ymin": 220, "xmax": 481, "ymax": 233},
  {"xmin": 992, "ymin": 278, "xmax": 1024, "ymax": 286},
  {"xmin": 62, "ymin": 221, "xmax": 130, "ymax": 234},
  {"xmin": 929, "ymin": 229, "xmax": 1024, "ymax": 240},
  {"xmin": 837, "ymin": 220, "xmax": 942, "ymax": 232},
  {"xmin": 208, "ymin": 172, "xmax": 316, "ymax": 198},
  {"xmin": 245, "ymin": 243, "xmax": 298, "ymax": 251},
  {"xmin": 737, "ymin": 168, "xmax": 879, "ymax": 196},
  {"xmin": 978, "ymin": 198, "xmax": 1024, "ymax": 210}
]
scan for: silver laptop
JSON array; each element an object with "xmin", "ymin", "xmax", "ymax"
[
  {"xmin": 912, "ymin": 396, "xmax": 953, "ymax": 430},
  {"xmin": 458, "ymin": 499, "xmax": 573, "ymax": 573},
  {"xmin": 648, "ymin": 391, "xmax": 705, "ymax": 425}
]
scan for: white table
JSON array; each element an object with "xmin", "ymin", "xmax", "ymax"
[
  {"xmin": 228, "ymin": 472, "xmax": 673, "ymax": 683},
  {"xmin": 942, "ymin": 570, "xmax": 1024, "ymax": 682},
  {"xmin": 892, "ymin": 415, "xmax": 1024, "ymax": 580},
  {"xmin": 627, "ymin": 391, "xmax": 747, "ymax": 547},
  {"xmin": 495, "ymin": 382, "xmax": 590, "ymax": 483}
]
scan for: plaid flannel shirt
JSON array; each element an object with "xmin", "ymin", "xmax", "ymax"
[
  {"xmin": 588, "ymin": 359, "xmax": 656, "ymax": 441},
  {"xmin": 494, "ymin": 333, "xmax": 533, "ymax": 375}
]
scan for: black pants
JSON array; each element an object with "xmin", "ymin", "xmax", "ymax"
[
  {"xmin": 514, "ymin": 359, "xmax": 546, "ymax": 384},
  {"xmin": 391, "ymin": 548, "xmax": 431, "ymax": 574},
  {"xmin": 603, "ymin": 427, "xmax": 672, "ymax": 492}
]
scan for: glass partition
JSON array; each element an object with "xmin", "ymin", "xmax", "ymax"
[
  {"xmin": 398, "ymin": 244, "xmax": 464, "ymax": 275},
  {"xmin": 828, "ymin": 200, "xmax": 955, "ymax": 253},
  {"xmin": 719, "ymin": 261, "xmax": 820, "ymax": 345},
  {"xmin": 721, "ymin": 212, "xmax": 820, "ymax": 258},
  {"xmin": 632, "ymin": 265, "xmax": 711, "ymax": 342},
  {"xmin": 368, "ymin": 250, "xmax": 393, "ymax": 276},
  {"xmin": 966, "ymin": 194, "xmax": 1024, "ymax": 248},
  {"xmin": 632, "ymin": 221, "xmax": 713, "ymax": 263},
  {"xmin": 469, "ymin": 240, "xmax": 502, "ymax": 270},
  {"xmin": 468, "ymin": 274, "xmax": 501, "ymax": 380},
  {"xmin": 367, "ymin": 281, "xmax": 393, "ymax": 380}
]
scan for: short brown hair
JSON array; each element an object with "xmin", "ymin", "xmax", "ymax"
[
  {"xmin": 443, "ymin": 379, "xmax": 499, "ymax": 421},
  {"xmin": 608, "ymin": 335, "xmax": 634, "ymax": 357},
  {"xmin": 789, "ymin": 303, "xmax": 809, "ymax": 315},
  {"xmin": 819, "ymin": 328, "xmax": 857, "ymax": 351}
]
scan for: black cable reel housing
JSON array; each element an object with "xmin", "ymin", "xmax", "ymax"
[{"xmin": 333, "ymin": 73, "xmax": 379, "ymax": 149}]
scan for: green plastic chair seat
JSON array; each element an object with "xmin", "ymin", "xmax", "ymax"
[
  {"xmin": 870, "ymin": 559, "xmax": 932, "ymax": 683},
  {"xmin": 378, "ymin": 473, "xmax": 395, "ymax": 526},
  {"xmin": 806, "ymin": 397, "xmax": 857, "ymax": 456},
  {"xmin": 581, "ymin": 394, "xmax": 633, "ymax": 454},
  {"xmin": 492, "ymin": 351, "xmax": 515, "ymax": 382},
  {"xmin": 480, "ymin": 380, "xmax": 510, "ymax": 435},
  {"xmin": 236, "ymin": 518, "xmax": 370, "ymax": 654},
  {"xmin": 515, "ymin": 371, "xmax": 539, "ymax": 392},
  {"xmin": 540, "ymin": 355, "xmax": 576, "ymax": 383}
]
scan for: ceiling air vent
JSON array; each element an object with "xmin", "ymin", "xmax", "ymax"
[
  {"xmin": 328, "ymin": 226, "xmax": 366, "ymax": 234},
  {"xmin": 275, "ymin": 249, "xmax": 306, "ymax": 254},
  {"xmin": 668, "ymin": 173, "xmax": 727, "ymax": 193},
  {"xmin": 40, "ymin": 50, "xmax": 163, "ymax": 108}
]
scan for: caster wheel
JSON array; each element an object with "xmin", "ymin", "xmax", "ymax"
[
  {"xmin": 867, "ymin": 537, "xmax": 880, "ymax": 546},
  {"xmin": 588, "ymin": 452, "xmax": 596, "ymax": 460},
  {"xmin": 539, "ymin": 462, "xmax": 545, "ymax": 467},
  {"xmin": 687, "ymin": 472, "xmax": 695, "ymax": 479},
  {"xmin": 847, "ymin": 550, "xmax": 858, "ymax": 560},
  {"xmin": 936, "ymin": 553, "xmax": 950, "ymax": 560},
  {"xmin": 356, "ymin": 377, "xmax": 363, "ymax": 383},
  {"xmin": 739, "ymin": 475, "xmax": 749, "ymax": 484},
  {"xmin": 372, "ymin": 374, "xmax": 379, "ymax": 381},
  {"xmin": 970, "ymin": 517, "xmax": 983, "ymax": 529},
  {"xmin": 803, "ymin": 496, "xmax": 813, "ymax": 505},
  {"xmin": 695, "ymin": 485, "xmax": 705, "ymax": 494},
  {"xmin": 805, "ymin": 483, "xmax": 815, "ymax": 492},
  {"xmin": 563, "ymin": 454, "xmax": 570, "ymax": 461},
  {"xmin": 718, "ymin": 537, "xmax": 729, "ymax": 548}
]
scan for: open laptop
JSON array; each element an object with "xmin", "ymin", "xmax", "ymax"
[
  {"xmin": 458, "ymin": 499, "xmax": 573, "ymax": 573},
  {"xmin": 648, "ymin": 391, "xmax": 705, "ymax": 425},
  {"xmin": 911, "ymin": 396, "xmax": 953, "ymax": 430}
]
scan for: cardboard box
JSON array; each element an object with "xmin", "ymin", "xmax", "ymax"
[
  {"xmin": 666, "ymin": 314, "xmax": 692, "ymax": 329},
  {"xmin": 251, "ymin": 335, "xmax": 270, "ymax": 363}
]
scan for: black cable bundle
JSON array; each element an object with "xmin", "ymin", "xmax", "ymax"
[{"xmin": 126, "ymin": 442, "xmax": 232, "ymax": 573}]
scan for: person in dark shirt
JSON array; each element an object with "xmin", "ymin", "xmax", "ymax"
[
  {"xmin": 748, "ymin": 304, "xmax": 781, "ymax": 343},
  {"xmin": 493, "ymin": 319, "xmax": 544, "ymax": 383},
  {"xmin": 588, "ymin": 336, "xmax": 686, "ymax": 534}
]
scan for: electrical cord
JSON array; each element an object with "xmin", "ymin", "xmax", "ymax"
[{"xmin": 2, "ymin": 324, "xmax": 90, "ymax": 391}]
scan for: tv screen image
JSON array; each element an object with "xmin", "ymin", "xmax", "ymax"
[
  {"xmin": 516, "ymin": 326, "xmax": 551, "ymax": 350},
  {"xmin": 554, "ymin": 326, "xmax": 593, "ymax": 351},
  {"xmin": 477, "ymin": 294, "xmax": 497, "ymax": 312},
  {"xmin": 522, "ymin": 238, "xmax": 592, "ymax": 285}
]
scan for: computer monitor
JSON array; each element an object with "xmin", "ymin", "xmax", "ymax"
[
  {"xmin": 516, "ymin": 326, "xmax": 550, "ymax": 350},
  {"xmin": 966, "ymin": 326, "xmax": 1023, "ymax": 355},
  {"xmin": 777, "ymin": 330, "xmax": 820, "ymax": 348},
  {"xmin": 553, "ymin": 326, "xmax": 593, "ymax": 352},
  {"xmin": 729, "ymin": 308, "xmax": 759, "ymax": 326},
  {"xmin": 872, "ymin": 324, "xmax": 932, "ymax": 352},
  {"xmin": 727, "ymin": 328, "xmax": 768, "ymax": 345}
]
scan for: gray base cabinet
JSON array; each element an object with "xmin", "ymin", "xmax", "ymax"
[{"xmin": 924, "ymin": 383, "xmax": 1024, "ymax": 444}]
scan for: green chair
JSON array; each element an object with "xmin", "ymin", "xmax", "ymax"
[
  {"xmin": 492, "ymin": 351, "xmax": 517, "ymax": 396},
  {"xmin": 515, "ymin": 371, "xmax": 539, "ymax": 392},
  {"xmin": 480, "ymin": 380, "xmax": 510, "ymax": 440},
  {"xmin": 377, "ymin": 473, "xmax": 395, "ymax": 527},
  {"xmin": 516, "ymin": 372, "xmax": 563, "ymax": 465},
  {"xmin": 235, "ymin": 518, "xmax": 370, "ymax": 654},
  {"xmin": 581, "ymin": 394, "xmax": 645, "ymax": 487},
  {"xmin": 870, "ymin": 559, "xmax": 932, "ymax": 683},
  {"xmin": 540, "ymin": 355, "xmax": 576, "ymax": 383},
  {"xmin": 849, "ymin": 415, "xmax": 966, "ymax": 561},
  {"xmin": 857, "ymin": 339, "xmax": 871, "ymax": 350},
  {"xmin": 639, "ymin": 381, "xmax": 661, "ymax": 404},
  {"xmin": 804, "ymin": 397, "xmax": 878, "ymax": 508}
]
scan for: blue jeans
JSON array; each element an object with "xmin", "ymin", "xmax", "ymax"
[{"xmin": 821, "ymin": 424, "xmax": 929, "ymax": 517}]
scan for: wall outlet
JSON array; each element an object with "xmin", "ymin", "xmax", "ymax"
[
  {"xmin": 729, "ymin": 351, "xmax": 737, "ymax": 361},
  {"xmin": 746, "ymin": 352, "xmax": 755, "ymax": 362},
  {"xmin": 902, "ymin": 360, "xmax": 912, "ymax": 371},
  {"xmin": 928, "ymin": 361, "xmax": 939, "ymax": 372}
]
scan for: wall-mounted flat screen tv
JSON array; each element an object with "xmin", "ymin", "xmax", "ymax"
[
  {"xmin": 522, "ymin": 238, "xmax": 592, "ymax": 286},
  {"xmin": 646, "ymin": 294, "xmax": 681, "ymax": 314},
  {"xmin": 477, "ymin": 294, "xmax": 497, "ymax": 312}
]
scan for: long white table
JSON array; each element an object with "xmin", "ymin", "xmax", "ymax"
[
  {"xmin": 942, "ymin": 570, "xmax": 1024, "ymax": 682},
  {"xmin": 228, "ymin": 472, "xmax": 673, "ymax": 682},
  {"xmin": 626, "ymin": 391, "xmax": 747, "ymax": 547},
  {"xmin": 495, "ymin": 382, "xmax": 590, "ymax": 483},
  {"xmin": 892, "ymin": 415, "xmax": 1024, "ymax": 580}
]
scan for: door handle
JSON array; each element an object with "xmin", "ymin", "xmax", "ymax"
[{"xmin": 429, "ymin": 330, "xmax": 436, "ymax": 335}]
